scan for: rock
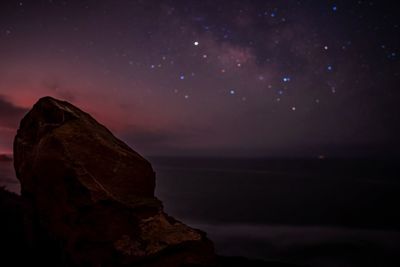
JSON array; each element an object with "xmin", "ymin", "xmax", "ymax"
[
  {"xmin": 13, "ymin": 96, "xmax": 215, "ymax": 266},
  {"xmin": 0, "ymin": 187, "xmax": 25, "ymax": 263},
  {"xmin": 0, "ymin": 187, "xmax": 66, "ymax": 266}
]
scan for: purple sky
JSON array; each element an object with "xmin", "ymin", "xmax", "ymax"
[{"xmin": 0, "ymin": 0, "xmax": 399, "ymax": 157}]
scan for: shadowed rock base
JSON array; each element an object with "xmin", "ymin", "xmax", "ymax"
[{"xmin": 0, "ymin": 187, "xmax": 300, "ymax": 267}]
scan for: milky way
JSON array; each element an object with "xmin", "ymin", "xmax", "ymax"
[{"xmin": 0, "ymin": 0, "xmax": 399, "ymax": 157}]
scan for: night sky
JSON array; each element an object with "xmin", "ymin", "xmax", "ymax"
[{"xmin": 0, "ymin": 0, "xmax": 399, "ymax": 158}]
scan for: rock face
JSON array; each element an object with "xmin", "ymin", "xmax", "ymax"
[{"xmin": 14, "ymin": 96, "xmax": 215, "ymax": 266}]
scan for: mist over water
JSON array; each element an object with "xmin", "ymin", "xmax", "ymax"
[
  {"xmin": 152, "ymin": 157, "xmax": 400, "ymax": 266},
  {"xmin": 1, "ymin": 158, "xmax": 400, "ymax": 266},
  {"xmin": 190, "ymin": 223, "xmax": 400, "ymax": 267},
  {"xmin": 152, "ymin": 157, "xmax": 400, "ymax": 228}
]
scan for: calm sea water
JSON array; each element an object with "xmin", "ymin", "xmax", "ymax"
[{"xmin": 1, "ymin": 158, "xmax": 400, "ymax": 266}]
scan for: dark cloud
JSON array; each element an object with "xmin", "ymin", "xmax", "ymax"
[{"xmin": 0, "ymin": 95, "xmax": 28, "ymax": 129}]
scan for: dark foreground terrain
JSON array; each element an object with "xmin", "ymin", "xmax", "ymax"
[
  {"xmin": 0, "ymin": 96, "xmax": 300, "ymax": 267},
  {"xmin": 2, "ymin": 97, "xmax": 399, "ymax": 267},
  {"xmin": 0, "ymin": 187, "xmax": 298, "ymax": 267}
]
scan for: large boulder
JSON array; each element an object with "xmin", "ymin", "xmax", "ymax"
[{"xmin": 13, "ymin": 96, "xmax": 215, "ymax": 266}]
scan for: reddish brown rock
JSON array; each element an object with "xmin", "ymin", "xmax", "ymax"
[{"xmin": 14, "ymin": 96, "xmax": 215, "ymax": 266}]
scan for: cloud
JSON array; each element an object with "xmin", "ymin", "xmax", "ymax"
[
  {"xmin": 0, "ymin": 95, "xmax": 28, "ymax": 129},
  {"xmin": 0, "ymin": 95, "xmax": 28, "ymax": 153}
]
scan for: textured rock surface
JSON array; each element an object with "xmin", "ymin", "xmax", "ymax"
[{"xmin": 13, "ymin": 96, "xmax": 215, "ymax": 266}]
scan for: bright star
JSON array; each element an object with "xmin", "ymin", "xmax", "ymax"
[
  {"xmin": 230, "ymin": 90, "xmax": 235, "ymax": 95},
  {"xmin": 194, "ymin": 41, "xmax": 199, "ymax": 46}
]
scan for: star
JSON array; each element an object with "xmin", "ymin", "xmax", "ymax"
[
  {"xmin": 179, "ymin": 74, "xmax": 185, "ymax": 80},
  {"xmin": 229, "ymin": 89, "xmax": 235, "ymax": 95},
  {"xmin": 194, "ymin": 41, "xmax": 199, "ymax": 46}
]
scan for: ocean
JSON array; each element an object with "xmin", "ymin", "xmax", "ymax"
[{"xmin": 1, "ymin": 158, "xmax": 400, "ymax": 266}]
